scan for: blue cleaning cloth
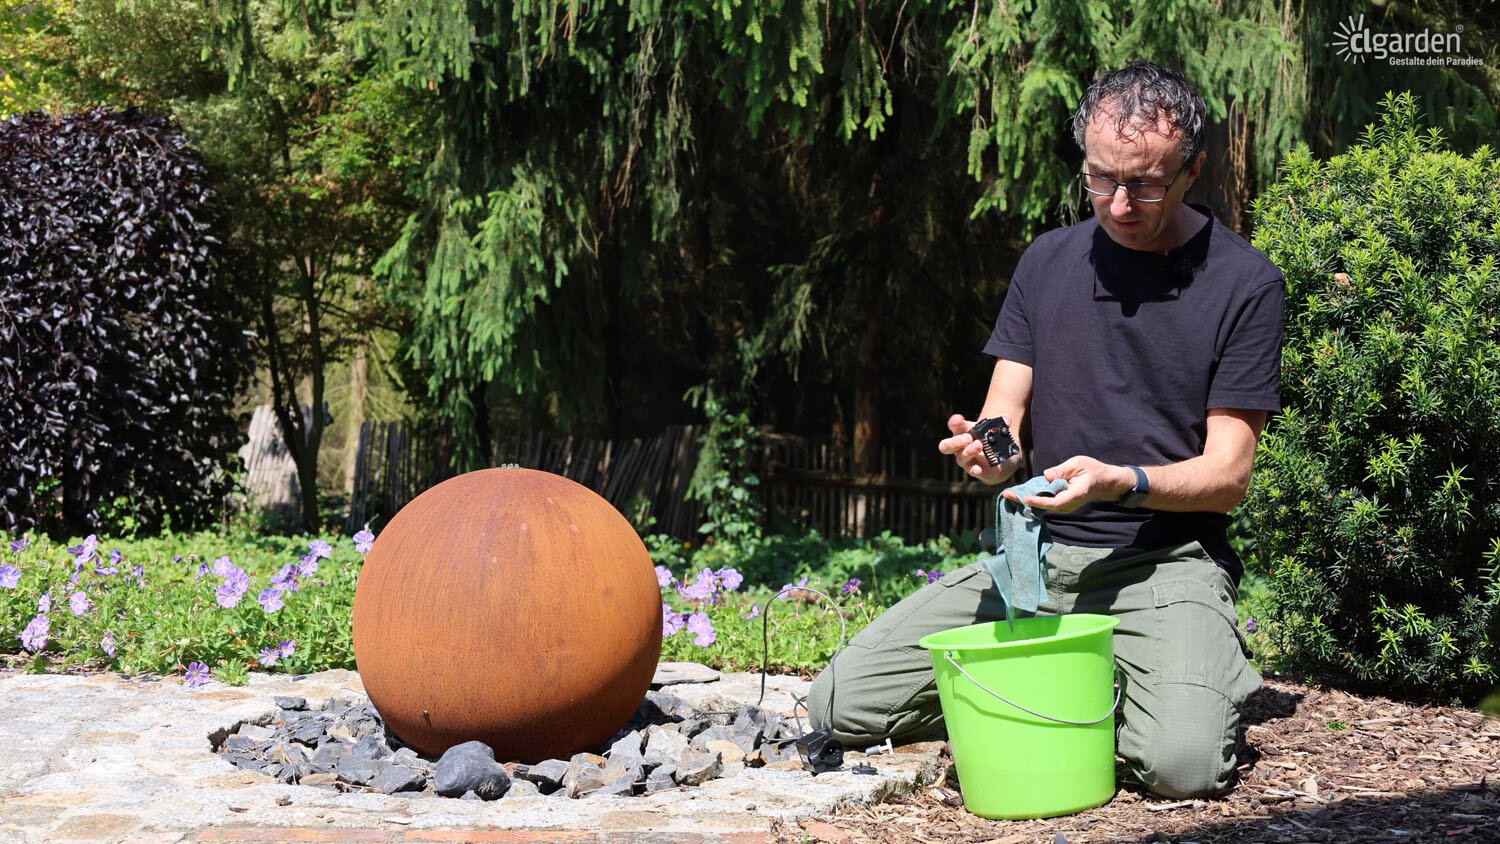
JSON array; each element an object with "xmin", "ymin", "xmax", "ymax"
[{"xmin": 980, "ymin": 475, "xmax": 1070, "ymax": 627}]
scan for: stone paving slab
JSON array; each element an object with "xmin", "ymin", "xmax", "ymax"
[
  {"xmin": 195, "ymin": 830, "xmax": 770, "ymax": 842},
  {"xmin": 0, "ymin": 669, "xmax": 943, "ymax": 843}
]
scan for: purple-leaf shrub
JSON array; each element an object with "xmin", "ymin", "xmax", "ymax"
[{"xmin": 0, "ymin": 109, "xmax": 246, "ymax": 536}]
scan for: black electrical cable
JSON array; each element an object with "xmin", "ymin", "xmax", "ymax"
[{"xmin": 755, "ymin": 585, "xmax": 848, "ymax": 733}]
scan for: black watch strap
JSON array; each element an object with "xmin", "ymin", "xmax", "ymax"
[{"xmin": 1119, "ymin": 464, "xmax": 1149, "ymax": 509}]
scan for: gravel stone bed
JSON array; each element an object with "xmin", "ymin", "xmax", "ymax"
[{"xmin": 214, "ymin": 687, "xmax": 809, "ymax": 800}]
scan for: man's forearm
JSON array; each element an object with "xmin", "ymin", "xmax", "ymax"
[
  {"xmin": 1021, "ymin": 408, "xmax": 1266, "ymax": 516},
  {"xmin": 1121, "ymin": 409, "xmax": 1265, "ymax": 513},
  {"xmin": 1105, "ymin": 454, "xmax": 1250, "ymax": 514}
]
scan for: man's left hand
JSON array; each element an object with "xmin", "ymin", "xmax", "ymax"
[{"xmin": 1001, "ymin": 456, "xmax": 1134, "ymax": 514}]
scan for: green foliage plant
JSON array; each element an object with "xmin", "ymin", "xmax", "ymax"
[
  {"xmin": 1246, "ymin": 92, "xmax": 1500, "ymax": 702},
  {"xmin": 685, "ymin": 384, "xmax": 765, "ymax": 547}
]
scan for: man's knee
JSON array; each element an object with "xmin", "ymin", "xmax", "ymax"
[
  {"xmin": 807, "ymin": 647, "xmax": 942, "ymax": 746},
  {"xmin": 1122, "ymin": 685, "xmax": 1240, "ymax": 798}
]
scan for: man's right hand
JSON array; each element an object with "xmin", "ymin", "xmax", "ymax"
[{"xmin": 939, "ymin": 414, "xmax": 1024, "ymax": 485}]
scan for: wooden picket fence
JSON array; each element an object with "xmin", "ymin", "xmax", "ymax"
[
  {"xmin": 760, "ymin": 433, "xmax": 996, "ymax": 540},
  {"xmin": 345, "ymin": 424, "xmax": 707, "ymax": 536},
  {"xmin": 343, "ymin": 422, "xmax": 997, "ymax": 541}
]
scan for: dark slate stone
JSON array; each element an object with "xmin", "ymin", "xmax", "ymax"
[
  {"xmin": 520, "ymin": 759, "xmax": 569, "ymax": 794},
  {"xmin": 351, "ymin": 734, "xmax": 391, "ymax": 760},
  {"xmin": 290, "ymin": 722, "xmax": 325, "ymax": 746},
  {"xmin": 644, "ymin": 764, "xmax": 676, "ymax": 793},
  {"xmin": 563, "ymin": 759, "xmax": 607, "ymax": 798},
  {"xmin": 348, "ymin": 714, "xmax": 381, "ymax": 740},
  {"xmin": 674, "ymin": 750, "xmax": 723, "ymax": 786},
  {"xmin": 335, "ymin": 754, "xmax": 381, "ymax": 786},
  {"xmin": 678, "ymin": 717, "xmax": 714, "ymax": 739},
  {"xmin": 373, "ymin": 763, "xmax": 427, "ymax": 793},
  {"xmin": 600, "ymin": 759, "xmax": 643, "ymax": 796},
  {"xmin": 238, "ymin": 723, "xmax": 276, "ymax": 741},
  {"xmin": 643, "ymin": 726, "xmax": 690, "ymax": 761},
  {"xmin": 691, "ymin": 725, "xmax": 737, "ymax": 749},
  {"xmin": 641, "ymin": 690, "xmax": 693, "ymax": 721},
  {"xmin": 275, "ymin": 695, "xmax": 308, "ymax": 711},
  {"xmin": 271, "ymin": 741, "xmax": 309, "ymax": 766},
  {"xmin": 309, "ymin": 742, "xmax": 349, "ymax": 774},
  {"xmin": 222, "ymin": 735, "xmax": 258, "ymax": 752},
  {"xmin": 762, "ymin": 740, "xmax": 800, "ymax": 764},
  {"xmin": 225, "ymin": 753, "xmax": 265, "ymax": 769},
  {"xmin": 503, "ymin": 778, "xmax": 541, "ymax": 799},
  {"xmin": 607, "ymin": 729, "xmax": 644, "ymax": 760},
  {"xmin": 434, "ymin": 741, "xmax": 510, "ymax": 800},
  {"xmin": 767, "ymin": 717, "xmax": 799, "ymax": 741},
  {"xmin": 595, "ymin": 776, "xmax": 636, "ymax": 797}
]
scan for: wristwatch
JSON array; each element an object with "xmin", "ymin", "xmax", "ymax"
[{"xmin": 1118, "ymin": 465, "xmax": 1149, "ymax": 509}]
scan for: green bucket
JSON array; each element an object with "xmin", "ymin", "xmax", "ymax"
[{"xmin": 918, "ymin": 614, "xmax": 1121, "ymax": 819}]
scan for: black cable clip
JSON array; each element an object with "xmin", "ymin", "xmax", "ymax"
[
  {"xmin": 970, "ymin": 416, "xmax": 1020, "ymax": 467},
  {"xmin": 795, "ymin": 729, "xmax": 844, "ymax": 775}
]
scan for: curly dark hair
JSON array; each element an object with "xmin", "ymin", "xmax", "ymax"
[{"xmin": 1071, "ymin": 61, "xmax": 1207, "ymax": 163}]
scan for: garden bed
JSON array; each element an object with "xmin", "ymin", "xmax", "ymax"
[{"xmin": 772, "ymin": 678, "xmax": 1500, "ymax": 843}]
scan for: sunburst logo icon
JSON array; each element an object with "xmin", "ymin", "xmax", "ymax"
[{"xmin": 1332, "ymin": 14, "xmax": 1367, "ymax": 63}]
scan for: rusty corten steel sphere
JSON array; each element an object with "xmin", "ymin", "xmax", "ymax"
[{"xmin": 352, "ymin": 468, "xmax": 663, "ymax": 762}]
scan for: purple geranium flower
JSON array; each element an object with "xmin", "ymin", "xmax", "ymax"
[
  {"xmin": 213, "ymin": 583, "xmax": 242, "ymax": 608},
  {"xmin": 308, "ymin": 539, "xmax": 332, "ymax": 560},
  {"xmin": 258, "ymin": 585, "xmax": 285, "ymax": 613},
  {"xmin": 258, "ymin": 646, "xmax": 281, "ymax": 667},
  {"xmin": 744, "ymin": 603, "xmax": 762, "ymax": 620},
  {"xmin": 212, "ymin": 556, "xmax": 236, "ymax": 577},
  {"xmin": 842, "ymin": 577, "xmax": 862, "ymax": 595},
  {"xmin": 0, "ymin": 564, "xmax": 19, "ymax": 589},
  {"xmin": 37, "ymin": 591, "xmax": 50, "ymax": 613},
  {"xmin": 9, "ymin": 537, "xmax": 29, "ymax": 553},
  {"xmin": 353, "ymin": 530, "xmax": 375, "ymax": 554},
  {"xmin": 271, "ymin": 562, "xmax": 302, "ymax": 593},
  {"xmin": 94, "ymin": 548, "xmax": 121, "ymax": 576},
  {"xmin": 1245, "ymin": 617, "xmax": 1258, "ymax": 634},
  {"xmin": 69, "ymin": 590, "xmax": 91, "ymax": 617},
  {"xmin": 295, "ymin": 555, "xmax": 318, "ymax": 579},
  {"xmin": 916, "ymin": 569, "xmax": 945, "ymax": 585},
  {"xmin": 215, "ymin": 569, "xmax": 250, "ymax": 608},
  {"xmin": 662, "ymin": 603, "xmax": 686, "ymax": 637},
  {"xmin": 779, "ymin": 574, "xmax": 811, "ymax": 594},
  {"xmin": 196, "ymin": 560, "xmax": 209, "ymax": 581},
  {"xmin": 655, "ymin": 565, "xmax": 674, "ymax": 589},
  {"xmin": 101, "ymin": 631, "xmax": 116, "ymax": 658},
  {"xmin": 21, "ymin": 614, "xmax": 49, "ymax": 651},
  {"xmin": 131, "ymin": 563, "xmax": 144, "ymax": 584},
  {"xmin": 278, "ymin": 640, "xmax": 296, "ymax": 658},
  {"xmin": 70, "ymin": 534, "xmax": 98, "ymax": 567},
  {"xmin": 677, "ymin": 569, "xmax": 718, "ymax": 604},
  {"xmin": 686, "ymin": 611, "xmax": 716, "ymax": 647},
  {"xmin": 184, "ymin": 662, "xmax": 210, "ymax": 687},
  {"xmin": 717, "ymin": 567, "xmax": 744, "ymax": 591}
]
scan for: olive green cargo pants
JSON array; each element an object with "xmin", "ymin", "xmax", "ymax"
[{"xmin": 807, "ymin": 540, "xmax": 1261, "ymax": 798}]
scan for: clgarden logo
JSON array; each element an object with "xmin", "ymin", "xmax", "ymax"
[{"xmin": 1331, "ymin": 14, "xmax": 1484, "ymax": 66}]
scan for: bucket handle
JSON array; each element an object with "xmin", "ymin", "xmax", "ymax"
[{"xmin": 943, "ymin": 651, "xmax": 1123, "ymax": 726}]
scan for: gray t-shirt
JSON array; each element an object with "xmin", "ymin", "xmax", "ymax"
[{"xmin": 983, "ymin": 204, "xmax": 1285, "ymax": 579}]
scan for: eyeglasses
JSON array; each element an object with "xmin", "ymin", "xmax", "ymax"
[{"xmin": 1079, "ymin": 159, "xmax": 1191, "ymax": 203}]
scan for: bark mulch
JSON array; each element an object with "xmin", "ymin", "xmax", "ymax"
[{"xmin": 772, "ymin": 678, "xmax": 1500, "ymax": 844}]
